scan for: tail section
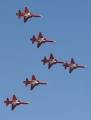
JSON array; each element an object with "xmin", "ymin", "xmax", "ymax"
[
  {"xmin": 64, "ymin": 64, "xmax": 68, "ymax": 69},
  {"xmin": 16, "ymin": 10, "xmax": 21, "ymax": 19},
  {"xmin": 63, "ymin": 61, "xmax": 68, "ymax": 69},
  {"xmin": 32, "ymin": 35, "xmax": 36, "ymax": 44},
  {"xmin": 24, "ymin": 78, "xmax": 29, "ymax": 86},
  {"xmin": 30, "ymin": 35, "xmax": 36, "ymax": 44},
  {"xmin": 41, "ymin": 57, "xmax": 47, "ymax": 65},
  {"xmin": 4, "ymin": 98, "xmax": 9, "ymax": 106}
]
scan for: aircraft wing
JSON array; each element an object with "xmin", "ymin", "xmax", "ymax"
[
  {"xmin": 24, "ymin": 17, "xmax": 29, "ymax": 23},
  {"xmin": 31, "ymin": 84, "xmax": 35, "ymax": 90},
  {"xmin": 71, "ymin": 58, "xmax": 75, "ymax": 64},
  {"xmin": 50, "ymin": 53, "xmax": 54, "ymax": 59},
  {"xmin": 12, "ymin": 95, "xmax": 17, "ymax": 100},
  {"xmin": 69, "ymin": 68, "xmax": 74, "ymax": 73},
  {"xmin": 11, "ymin": 104, "xmax": 16, "ymax": 110},
  {"xmin": 24, "ymin": 7, "xmax": 29, "ymax": 13},
  {"xmin": 48, "ymin": 63, "xmax": 53, "ymax": 69},
  {"xmin": 38, "ymin": 32, "xmax": 43, "ymax": 38},
  {"xmin": 32, "ymin": 75, "xmax": 36, "ymax": 80},
  {"xmin": 37, "ymin": 42, "xmax": 42, "ymax": 48}
]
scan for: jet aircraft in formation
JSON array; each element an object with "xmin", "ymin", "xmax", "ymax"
[
  {"xmin": 41, "ymin": 54, "xmax": 87, "ymax": 72},
  {"xmin": 4, "ymin": 6, "xmax": 87, "ymax": 111},
  {"xmin": 41, "ymin": 53, "xmax": 65, "ymax": 69},
  {"xmin": 30, "ymin": 32, "xmax": 56, "ymax": 48},
  {"xmin": 4, "ymin": 94, "xmax": 30, "ymax": 110},
  {"xmin": 23, "ymin": 75, "xmax": 48, "ymax": 90},
  {"xmin": 63, "ymin": 58, "xmax": 87, "ymax": 73},
  {"xmin": 16, "ymin": 7, "xmax": 42, "ymax": 23}
]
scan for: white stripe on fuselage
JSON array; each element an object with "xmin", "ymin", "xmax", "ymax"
[
  {"xmin": 12, "ymin": 100, "xmax": 19, "ymax": 105},
  {"xmin": 24, "ymin": 13, "xmax": 31, "ymax": 18},
  {"xmin": 49, "ymin": 59, "xmax": 56, "ymax": 64},
  {"xmin": 31, "ymin": 81, "xmax": 38, "ymax": 86},
  {"xmin": 38, "ymin": 38, "xmax": 45, "ymax": 43},
  {"xmin": 70, "ymin": 64, "xmax": 77, "ymax": 69}
]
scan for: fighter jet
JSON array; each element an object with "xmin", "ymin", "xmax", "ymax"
[
  {"xmin": 63, "ymin": 58, "xmax": 87, "ymax": 73},
  {"xmin": 16, "ymin": 7, "xmax": 42, "ymax": 23},
  {"xmin": 4, "ymin": 94, "xmax": 30, "ymax": 110},
  {"xmin": 30, "ymin": 32, "xmax": 56, "ymax": 48},
  {"xmin": 41, "ymin": 53, "xmax": 65, "ymax": 69},
  {"xmin": 23, "ymin": 75, "xmax": 49, "ymax": 90}
]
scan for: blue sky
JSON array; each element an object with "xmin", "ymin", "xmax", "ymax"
[{"xmin": 0, "ymin": 0, "xmax": 91, "ymax": 120}]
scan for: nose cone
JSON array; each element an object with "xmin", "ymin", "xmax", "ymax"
[
  {"xmin": 84, "ymin": 66, "xmax": 87, "ymax": 68},
  {"xmin": 46, "ymin": 82, "xmax": 49, "ymax": 84},
  {"xmin": 28, "ymin": 102, "xmax": 30, "ymax": 104},
  {"xmin": 32, "ymin": 14, "xmax": 43, "ymax": 17},
  {"xmin": 30, "ymin": 38, "xmax": 32, "ymax": 41},
  {"xmin": 40, "ymin": 15, "xmax": 43, "ymax": 17},
  {"xmin": 54, "ymin": 40, "xmax": 56, "ymax": 42}
]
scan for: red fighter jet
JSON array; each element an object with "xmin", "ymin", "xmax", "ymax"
[
  {"xmin": 41, "ymin": 53, "xmax": 65, "ymax": 69},
  {"xmin": 4, "ymin": 94, "xmax": 30, "ymax": 110},
  {"xmin": 23, "ymin": 75, "xmax": 49, "ymax": 90},
  {"xmin": 30, "ymin": 32, "xmax": 56, "ymax": 48},
  {"xmin": 16, "ymin": 7, "xmax": 42, "ymax": 23},
  {"xmin": 63, "ymin": 58, "xmax": 87, "ymax": 73}
]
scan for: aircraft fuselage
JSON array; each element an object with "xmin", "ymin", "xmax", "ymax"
[
  {"xmin": 49, "ymin": 59, "xmax": 56, "ymax": 64},
  {"xmin": 38, "ymin": 38, "xmax": 45, "ymax": 43}
]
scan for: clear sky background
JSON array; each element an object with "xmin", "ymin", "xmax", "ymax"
[{"xmin": 0, "ymin": 0, "xmax": 91, "ymax": 120}]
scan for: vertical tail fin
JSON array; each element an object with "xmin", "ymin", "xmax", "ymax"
[
  {"xmin": 41, "ymin": 57, "xmax": 47, "ymax": 65},
  {"xmin": 32, "ymin": 35, "xmax": 36, "ymax": 44},
  {"xmin": 64, "ymin": 64, "xmax": 67, "ymax": 69},
  {"xmin": 63, "ymin": 61, "xmax": 68, "ymax": 69},
  {"xmin": 18, "ymin": 10, "xmax": 21, "ymax": 19},
  {"xmin": 44, "ymin": 57, "xmax": 47, "ymax": 65},
  {"xmin": 16, "ymin": 10, "xmax": 21, "ymax": 19},
  {"xmin": 4, "ymin": 98, "xmax": 9, "ymax": 106},
  {"xmin": 25, "ymin": 78, "xmax": 29, "ymax": 86}
]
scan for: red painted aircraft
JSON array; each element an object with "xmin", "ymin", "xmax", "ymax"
[
  {"xmin": 16, "ymin": 7, "xmax": 42, "ymax": 23},
  {"xmin": 41, "ymin": 53, "xmax": 65, "ymax": 69},
  {"xmin": 4, "ymin": 94, "xmax": 30, "ymax": 110},
  {"xmin": 30, "ymin": 32, "xmax": 56, "ymax": 48},
  {"xmin": 23, "ymin": 75, "xmax": 49, "ymax": 90},
  {"xmin": 63, "ymin": 58, "xmax": 87, "ymax": 73}
]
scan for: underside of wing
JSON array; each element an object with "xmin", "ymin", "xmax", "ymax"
[
  {"xmin": 37, "ymin": 42, "xmax": 42, "ymax": 48},
  {"xmin": 71, "ymin": 58, "xmax": 75, "ymax": 64},
  {"xmin": 32, "ymin": 75, "xmax": 36, "ymax": 80},
  {"xmin": 12, "ymin": 95, "xmax": 17, "ymax": 100},
  {"xmin": 31, "ymin": 84, "xmax": 36, "ymax": 90},
  {"xmin": 38, "ymin": 32, "xmax": 43, "ymax": 38},
  {"xmin": 48, "ymin": 63, "xmax": 53, "ymax": 69},
  {"xmin": 11, "ymin": 104, "xmax": 16, "ymax": 110},
  {"xmin": 24, "ymin": 17, "xmax": 28, "ymax": 23},
  {"xmin": 50, "ymin": 53, "xmax": 54, "ymax": 59},
  {"xmin": 69, "ymin": 68, "xmax": 74, "ymax": 73},
  {"xmin": 24, "ymin": 7, "xmax": 29, "ymax": 13}
]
